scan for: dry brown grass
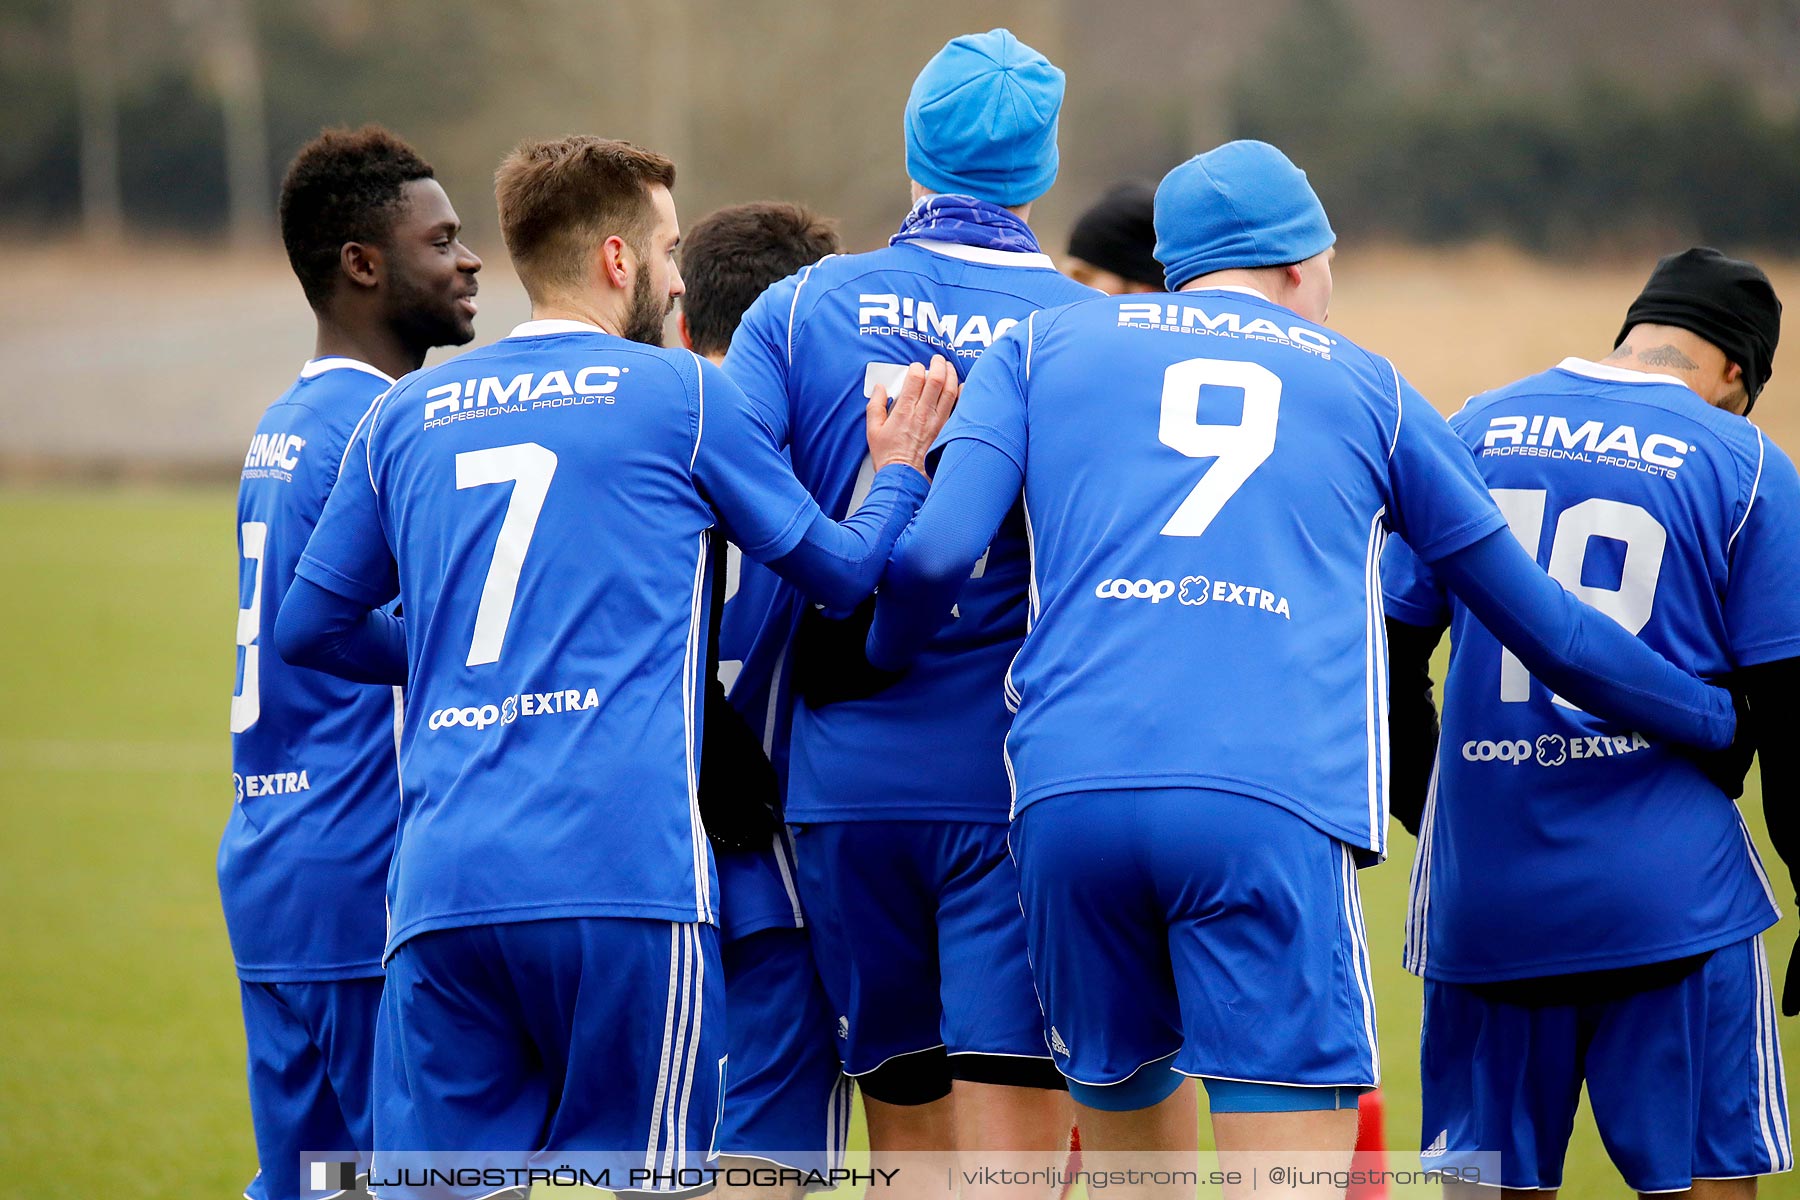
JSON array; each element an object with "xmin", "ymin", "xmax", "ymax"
[{"xmin": 1331, "ymin": 243, "xmax": 1800, "ymax": 451}]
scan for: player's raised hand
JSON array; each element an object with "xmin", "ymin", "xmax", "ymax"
[{"xmin": 866, "ymin": 354, "xmax": 959, "ymax": 474}]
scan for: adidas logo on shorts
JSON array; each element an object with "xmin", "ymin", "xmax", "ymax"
[
  {"xmin": 1422, "ymin": 1130, "xmax": 1448, "ymax": 1159},
  {"xmin": 1049, "ymin": 1027, "xmax": 1069, "ymax": 1057}
]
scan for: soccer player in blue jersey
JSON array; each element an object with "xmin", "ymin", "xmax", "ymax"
[
  {"xmin": 676, "ymin": 201, "xmax": 854, "ymax": 1195},
  {"xmin": 720, "ymin": 28, "xmax": 1095, "ymax": 1170},
  {"xmin": 1383, "ymin": 248, "xmax": 1796, "ymax": 1197},
  {"xmin": 274, "ymin": 136, "xmax": 954, "ymax": 1197},
  {"xmin": 857, "ymin": 140, "xmax": 1741, "ymax": 1190},
  {"xmin": 221, "ymin": 125, "xmax": 480, "ymax": 1200}
]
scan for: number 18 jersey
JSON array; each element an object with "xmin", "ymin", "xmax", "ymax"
[
  {"xmin": 947, "ymin": 287, "xmax": 1507, "ymax": 855},
  {"xmin": 1383, "ymin": 358, "xmax": 1800, "ymax": 982}
]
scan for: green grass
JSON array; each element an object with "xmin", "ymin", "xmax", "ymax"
[{"xmin": 0, "ymin": 486, "xmax": 1794, "ymax": 1198}]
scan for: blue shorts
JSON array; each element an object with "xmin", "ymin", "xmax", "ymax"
[
  {"xmin": 239, "ymin": 976, "xmax": 382, "ymax": 1200},
  {"xmin": 1420, "ymin": 935, "xmax": 1793, "ymax": 1192},
  {"xmin": 790, "ymin": 819, "xmax": 1052, "ymax": 1082},
  {"xmin": 1011, "ymin": 788, "xmax": 1380, "ymax": 1095},
  {"xmin": 719, "ymin": 928, "xmax": 853, "ymax": 1173},
  {"xmin": 371, "ymin": 918, "xmax": 724, "ymax": 1199}
]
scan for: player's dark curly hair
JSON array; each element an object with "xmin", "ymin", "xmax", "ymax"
[
  {"xmin": 679, "ymin": 202, "xmax": 840, "ymax": 355},
  {"xmin": 279, "ymin": 125, "xmax": 435, "ymax": 310}
]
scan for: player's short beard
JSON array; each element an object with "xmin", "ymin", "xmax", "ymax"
[
  {"xmin": 620, "ymin": 263, "xmax": 671, "ymax": 347},
  {"xmin": 388, "ymin": 264, "xmax": 476, "ymax": 352}
]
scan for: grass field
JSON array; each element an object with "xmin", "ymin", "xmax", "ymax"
[{"xmin": 2, "ymin": 485, "xmax": 1796, "ymax": 1197}]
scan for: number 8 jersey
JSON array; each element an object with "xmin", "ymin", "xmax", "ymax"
[
  {"xmin": 1383, "ymin": 357, "xmax": 1800, "ymax": 984},
  {"xmin": 222, "ymin": 358, "xmax": 401, "ymax": 982},
  {"xmin": 950, "ymin": 287, "xmax": 1507, "ymax": 855}
]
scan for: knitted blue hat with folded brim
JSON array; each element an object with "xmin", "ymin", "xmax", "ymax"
[
  {"xmin": 1154, "ymin": 140, "xmax": 1336, "ymax": 291},
  {"xmin": 904, "ymin": 28, "xmax": 1064, "ymax": 208}
]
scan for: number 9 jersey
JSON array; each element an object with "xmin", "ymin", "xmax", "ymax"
[
  {"xmin": 1383, "ymin": 357, "xmax": 1800, "ymax": 984},
  {"xmin": 951, "ymin": 286, "xmax": 1507, "ymax": 856}
]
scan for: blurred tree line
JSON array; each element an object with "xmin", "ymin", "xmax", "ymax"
[
  {"xmin": 1232, "ymin": 0, "xmax": 1800, "ymax": 254},
  {"xmin": 6, "ymin": 0, "xmax": 1799, "ymax": 254}
]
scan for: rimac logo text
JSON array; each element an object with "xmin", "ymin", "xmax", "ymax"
[
  {"xmin": 1116, "ymin": 302, "xmax": 1335, "ymax": 358},
  {"xmin": 857, "ymin": 295, "xmax": 1017, "ymax": 352},
  {"xmin": 424, "ymin": 368, "xmax": 622, "ymax": 427},
  {"xmin": 1481, "ymin": 415, "xmax": 1688, "ymax": 478}
]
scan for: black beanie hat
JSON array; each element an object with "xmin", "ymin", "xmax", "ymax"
[
  {"xmin": 1617, "ymin": 247, "xmax": 1781, "ymax": 403},
  {"xmin": 1067, "ymin": 182, "xmax": 1162, "ymax": 289}
]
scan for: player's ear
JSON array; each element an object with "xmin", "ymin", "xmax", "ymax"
[
  {"xmin": 599, "ymin": 234, "xmax": 632, "ymax": 291},
  {"xmin": 1722, "ymin": 361, "xmax": 1752, "ymax": 415},
  {"xmin": 340, "ymin": 241, "xmax": 381, "ymax": 292},
  {"xmin": 676, "ymin": 312, "xmax": 694, "ymax": 351}
]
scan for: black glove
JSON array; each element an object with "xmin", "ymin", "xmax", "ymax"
[
  {"xmin": 1385, "ymin": 617, "xmax": 1444, "ymax": 838},
  {"xmin": 698, "ymin": 674, "xmax": 781, "ymax": 852},
  {"xmin": 793, "ymin": 596, "xmax": 906, "ymax": 709},
  {"xmin": 1688, "ymin": 678, "xmax": 1756, "ymax": 800}
]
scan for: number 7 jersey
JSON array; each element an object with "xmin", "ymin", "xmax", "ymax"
[
  {"xmin": 296, "ymin": 321, "xmax": 835, "ymax": 959},
  {"xmin": 950, "ymin": 287, "xmax": 1507, "ymax": 855},
  {"xmin": 1383, "ymin": 357, "xmax": 1800, "ymax": 982}
]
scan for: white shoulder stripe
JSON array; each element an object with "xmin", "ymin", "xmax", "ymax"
[
  {"xmin": 686, "ymin": 351, "xmax": 706, "ymax": 472},
  {"xmin": 337, "ymin": 388, "xmax": 388, "ymax": 481},
  {"xmin": 787, "ymin": 258, "xmax": 830, "ymax": 366},
  {"xmin": 1729, "ymin": 427, "xmax": 1765, "ymax": 552},
  {"xmin": 1386, "ymin": 359, "xmax": 1403, "ymax": 460},
  {"xmin": 360, "ymin": 388, "xmax": 396, "ymax": 496}
]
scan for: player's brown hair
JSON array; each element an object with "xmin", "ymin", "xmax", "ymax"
[
  {"xmin": 679, "ymin": 202, "xmax": 840, "ymax": 355},
  {"xmin": 494, "ymin": 136, "xmax": 676, "ymax": 302}
]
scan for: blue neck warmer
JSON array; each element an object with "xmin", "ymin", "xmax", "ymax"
[{"xmin": 890, "ymin": 194, "xmax": 1041, "ymax": 255}]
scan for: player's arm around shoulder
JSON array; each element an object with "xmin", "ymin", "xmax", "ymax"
[{"xmin": 687, "ymin": 354, "xmax": 952, "ymax": 613}]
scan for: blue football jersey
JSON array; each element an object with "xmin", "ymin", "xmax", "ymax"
[
  {"xmin": 722, "ymin": 240, "xmax": 1096, "ymax": 824},
  {"xmin": 1384, "ymin": 358, "xmax": 1800, "ymax": 982},
  {"xmin": 295, "ymin": 320, "xmax": 851, "ymax": 957},
  {"xmin": 943, "ymin": 286, "xmax": 1510, "ymax": 854},
  {"xmin": 220, "ymin": 358, "xmax": 400, "ymax": 981}
]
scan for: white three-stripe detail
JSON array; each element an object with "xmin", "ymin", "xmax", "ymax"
[
  {"xmin": 1341, "ymin": 846, "xmax": 1380, "ymax": 1083},
  {"xmin": 1364, "ymin": 508, "xmax": 1390, "ymax": 852},
  {"xmin": 645, "ymin": 926, "xmax": 682, "ymax": 1170}
]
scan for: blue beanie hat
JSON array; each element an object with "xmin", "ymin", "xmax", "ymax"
[
  {"xmin": 904, "ymin": 29, "xmax": 1064, "ymax": 207},
  {"xmin": 1153, "ymin": 140, "xmax": 1336, "ymax": 291}
]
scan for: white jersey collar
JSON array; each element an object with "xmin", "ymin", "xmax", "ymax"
[
  {"xmin": 509, "ymin": 318, "xmax": 608, "ymax": 339},
  {"xmin": 1180, "ymin": 284, "xmax": 1275, "ymax": 302},
  {"xmin": 904, "ymin": 238, "xmax": 1058, "ymax": 271},
  {"xmin": 300, "ymin": 356, "xmax": 396, "ymax": 384},
  {"xmin": 1554, "ymin": 356, "xmax": 1687, "ymax": 389}
]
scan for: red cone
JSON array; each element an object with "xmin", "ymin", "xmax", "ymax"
[{"xmin": 1347, "ymin": 1088, "xmax": 1389, "ymax": 1199}]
